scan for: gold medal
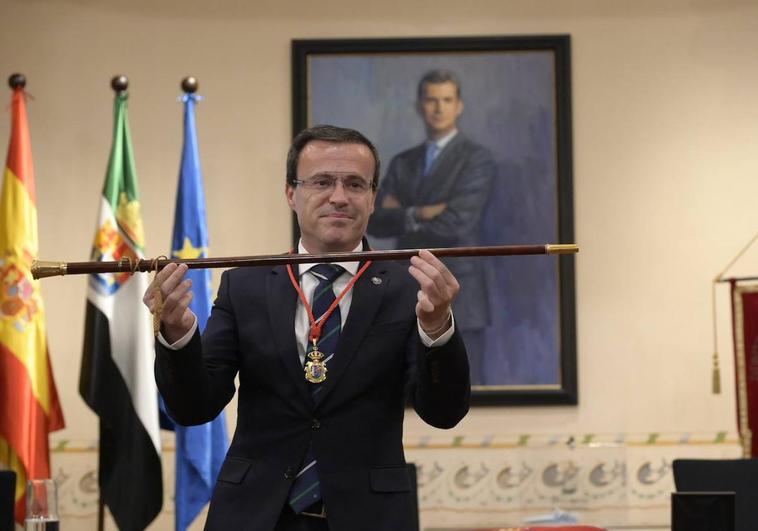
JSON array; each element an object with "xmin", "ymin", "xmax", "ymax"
[
  {"xmin": 304, "ymin": 342, "xmax": 328, "ymax": 383},
  {"xmin": 304, "ymin": 339, "xmax": 328, "ymax": 383},
  {"xmin": 286, "ymin": 257, "xmax": 374, "ymax": 385}
]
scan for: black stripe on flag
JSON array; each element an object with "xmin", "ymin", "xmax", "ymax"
[{"xmin": 80, "ymin": 300, "xmax": 162, "ymax": 531}]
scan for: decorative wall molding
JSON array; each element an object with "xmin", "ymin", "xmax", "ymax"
[{"xmin": 49, "ymin": 432, "xmax": 741, "ymax": 530}]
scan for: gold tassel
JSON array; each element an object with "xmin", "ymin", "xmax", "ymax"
[
  {"xmin": 712, "ymin": 350, "xmax": 721, "ymax": 394},
  {"xmin": 152, "ymin": 280, "xmax": 163, "ymax": 337},
  {"xmin": 711, "ymin": 279, "xmax": 722, "ymax": 395},
  {"xmin": 149, "ymin": 256, "xmax": 167, "ymax": 337}
]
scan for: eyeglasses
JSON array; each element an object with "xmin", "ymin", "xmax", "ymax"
[{"xmin": 291, "ymin": 174, "xmax": 375, "ymax": 196}]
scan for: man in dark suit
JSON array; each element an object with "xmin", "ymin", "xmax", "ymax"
[
  {"xmin": 144, "ymin": 125, "xmax": 470, "ymax": 530},
  {"xmin": 368, "ymin": 69, "xmax": 495, "ymax": 384}
]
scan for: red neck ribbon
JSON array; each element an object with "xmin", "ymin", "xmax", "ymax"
[{"xmin": 286, "ymin": 251, "xmax": 373, "ymax": 344}]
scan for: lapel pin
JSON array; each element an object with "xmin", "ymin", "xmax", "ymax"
[{"xmin": 371, "ymin": 276, "xmax": 382, "ymax": 285}]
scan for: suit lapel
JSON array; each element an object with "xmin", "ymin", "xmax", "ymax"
[
  {"xmin": 266, "ymin": 265, "xmax": 312, "ymax": 404},
  {"xmin": 314, "ymin": 261, "xmax": 387, "ymax": 407},
  {"xmin": 394, "ymin": 144, "xmax": 422, "ymax": 203}
]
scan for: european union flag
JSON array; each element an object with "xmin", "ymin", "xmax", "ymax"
[{"xmin": 165, "ymin": 91, "xmax": 228, "ymax": 531}]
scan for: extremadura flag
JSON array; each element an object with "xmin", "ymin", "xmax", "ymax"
[{"xmin": 79, "ymin": 89, "xmax": 163, "ymax": 530}]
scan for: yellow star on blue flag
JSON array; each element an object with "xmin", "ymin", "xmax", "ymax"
[{"xmin": 172, "ymin": 236, "xmax": 206, "ymax": 260}]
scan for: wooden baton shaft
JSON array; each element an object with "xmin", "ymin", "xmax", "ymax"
[{"xmin": 31, "ymin": 243, "xmax": 579, "ymax": 279}]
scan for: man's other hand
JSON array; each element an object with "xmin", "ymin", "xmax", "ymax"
[
  {"xmin": 408, "ymin": 249, "xmax": 459, "ymax": 339},
  {"xmin": 142, "ymin": 262, "xmax": 195, "ymax": 344}
]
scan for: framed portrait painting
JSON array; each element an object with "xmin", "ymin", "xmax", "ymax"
[{"xmin": 291, "ymin": 35, "xmax": 576, "ymax": 405}]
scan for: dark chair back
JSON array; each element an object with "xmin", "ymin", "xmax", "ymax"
[
  {"xmin": 672, "ymin": 458, "xmax": 758, "ymax": 531},
  {"xmin": 671, "ymin": 492, "xmax": 735, "ymax": 531},
  {"xmin": 0, "ymin": 470, "xmax": 16, "ymax": 531}
]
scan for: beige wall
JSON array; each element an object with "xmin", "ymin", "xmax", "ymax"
[{"xmin": 1, "ymin": 0, "xmax": 757, "ymax": 528}]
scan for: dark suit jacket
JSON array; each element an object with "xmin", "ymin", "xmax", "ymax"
[
  {"xmin": 155, "ymin": 259, "xmax": 470, "ymax": 531},
  {"xmin": 368, "ymin": 133, "xmax": 495, "ymax": 331}
]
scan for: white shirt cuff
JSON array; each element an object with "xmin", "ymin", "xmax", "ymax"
[
  {"xmin": 417, "ymin": 311, "xmax": 455, "ymax": 347},
  {"xmin": 157, "ymin": 314, "xmax": 198, "ymax": 350},
  {"xmin": 159, "ymin": 312, "xmax": 453, "ymax": 350}
]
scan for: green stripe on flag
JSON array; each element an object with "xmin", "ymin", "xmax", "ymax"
[{"xmin": 101, "ymin": 92, "xmax": 145, "ymax": 251}]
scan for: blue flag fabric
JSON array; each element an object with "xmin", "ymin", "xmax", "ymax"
[{"xmin": 165, "ymin": 93, "xmax": 228, "ymax": 531}]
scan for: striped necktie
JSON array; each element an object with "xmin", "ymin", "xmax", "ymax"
[{"xmin": 287, "ymin": 263, "xmax": 344, "ymax": 513}]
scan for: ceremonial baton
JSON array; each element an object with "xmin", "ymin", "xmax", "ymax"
[{"xmin": 32, "ymin": 243, "xmax": 578, "ymax": 280}]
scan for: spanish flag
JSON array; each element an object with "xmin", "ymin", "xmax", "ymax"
[{"xmin": 0, "ymin": 80, "xmax": 65, "ymax": 524}]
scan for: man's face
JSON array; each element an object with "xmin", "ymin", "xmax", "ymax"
[
  {"xmin": 417, "ymin": 81, "xmax": 464, "ymax": 139},
  {"xmin": 286, "ymin": 140, "xmax": 376, "ymax": 254}
]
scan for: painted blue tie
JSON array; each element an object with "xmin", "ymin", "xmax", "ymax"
[
  {"xmin": 416, "ymin": 142, "xmax": 440, "ymax": 198},
  {"xmin": 288, "ymin": 263, "xmax": 344, "ymax": 513},
  {"xmin": 423, "ymin": 141, "xmax": 439, "ymax": 175}
]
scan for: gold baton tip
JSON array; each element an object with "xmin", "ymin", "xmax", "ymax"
[
  {"xmin": 545, "ymin": 244, "xmax": 579, "ymax": 254},
  {"xmin": 31, "ymin": 260, "xmax": 68, "ymax": 279}
]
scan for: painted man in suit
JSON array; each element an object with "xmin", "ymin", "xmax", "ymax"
[
  {"xmin": 144, "ymin": 125, "xmax": 470, "ymax": 531},
  {"xmin": 368, "ymin": 69, "xmax": 495, "ymax": 384}
]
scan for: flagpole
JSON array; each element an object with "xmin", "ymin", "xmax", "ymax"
[
  {"xmin": 717, "ymin": 276, "xmax": 758, "ymax": 284},
  {"xmin": 92, "ymin": 73, "xmax": 131, "ymax": 531}
]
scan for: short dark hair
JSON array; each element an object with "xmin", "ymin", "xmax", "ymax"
[
  {"xmin": 417, "ymin": 69, "xmax": 462, "ymax": 100},
  {"xmin": 286, "ymin": 124, "xmax": 380, "ymax": 189}
]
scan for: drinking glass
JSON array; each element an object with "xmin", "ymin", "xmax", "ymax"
[{"xmin": 24, "ymin": 479, "xmax": 59, "ymax": 531}]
